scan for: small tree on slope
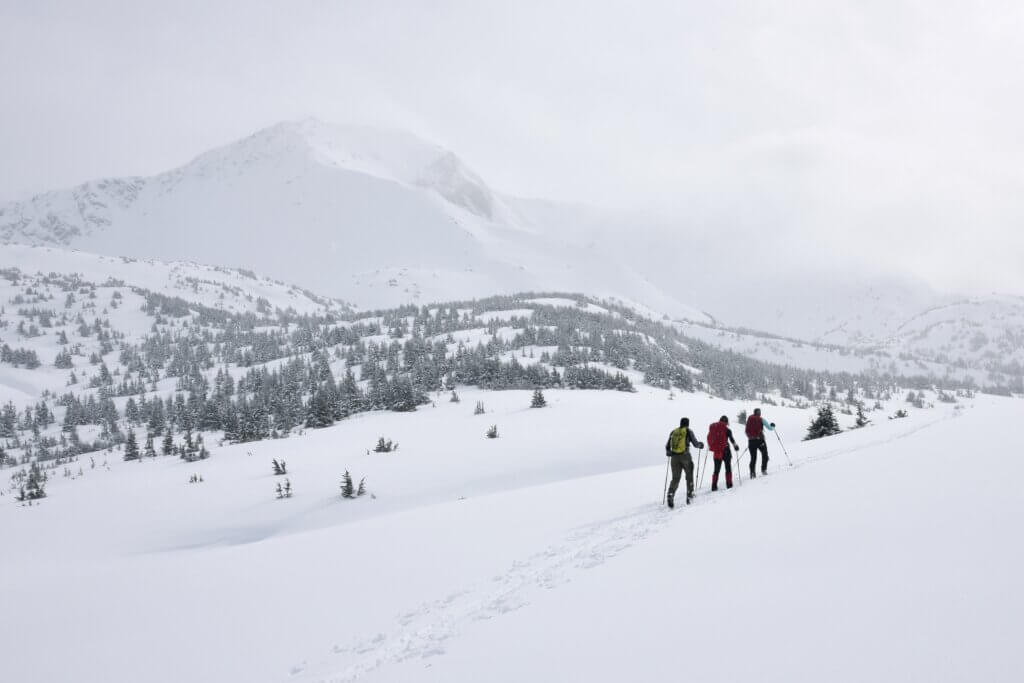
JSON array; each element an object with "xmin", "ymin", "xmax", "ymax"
[
  {"xmin": 341, "ymin": 470, "xmax": 356, "ymax": 499},
  {"xmin": 123, "ymin": 429, "xmax": 140, "ymax": 461},
  {"xmin": 804, "ymin": 404, "xmax": 841, "ymax": 441},
  {"xmin": 854, "ymin": 402, "xmax": 870, "ymax": 429},
  {"xmin": 19, "ymin": 462, "xmax": 47, "ymax": 501},
  {"xmin": 530, "ymin": 389, "xmax": 547, "ymax": 408}
]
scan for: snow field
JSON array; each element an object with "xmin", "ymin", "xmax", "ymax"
[{"xmin": 4, "ymin": 388, "xmax": 1007, "ymax": 682}]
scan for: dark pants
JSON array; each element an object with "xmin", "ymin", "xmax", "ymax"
[
  {"xmin": 748, "ymin": 438, "xmax": 768, "ymax": 474},
  {"xmin": 712, "ymin": 451, "xmax": 733, "ymax": 489},
  {"xmin": 668, "ymin": 451, "xmax": 694, "ymax": 500}
]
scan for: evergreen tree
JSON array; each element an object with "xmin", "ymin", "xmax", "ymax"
[
  {"xmin": 530, "ymin": 388, "xmax": 547, "ymax": 408},
  {"xmin": 144, "ymin": 434, "xmax": 157, "ymax": 458},
  {"xmin": 20, "ymin": 462, "xmax": 47, "ymax": 500},
  {"xmin": 123, "ymin": 429, "xmax": 140, "ymax": 461},
  {"xmin": 737, "ymin": 409, "xmax": 748, "ymax": 426},
  {"xmin": 283, "ymin": 479, "xmax": 292, "ymax": 497},
  {"xmin": 486, "ymin": 424, "xmax": 499, "ymax": 439},
  {"xmin": 340, "ymin": 470, "xmax": 355, "ymax": 498},
  {"xmin": 474, "ymin": 401, "xmax": 485, "ymax": 415},
  {"xmin": 305, "ymin": 388, "xmax": 334, "ymax": 429},
  {"xmin": 356, "ymin": 477, "xmax": 366, "ymax": 497},
  {"xmin": 272, "ymin": 458, "xmax": 287, "ymax": 475},
  {"xmin": 804, "ymin": 404, "xmax": 841, "ymax": 441},
  {"xmin": 161, "ymin": 431, "xmax": 173, "ymax": 456},
  {"xmin": 854, "ymin": 402, "xmax": 870, "ymax": 429}
]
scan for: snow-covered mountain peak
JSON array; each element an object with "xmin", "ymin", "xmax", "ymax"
[{"xmin": 181, "ymin": 118, "xmax": 499, "ymax": 220}]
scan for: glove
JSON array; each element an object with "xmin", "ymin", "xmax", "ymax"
[
  {"xmin": 770, "ymin": 423, "xmax": 776, "ymax": 428},
  {"xmin": 698, "ymin": 442, "xmax": 705, "ymax": 450}
]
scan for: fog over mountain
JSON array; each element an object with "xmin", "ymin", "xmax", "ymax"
[
  {"xmin": 4, "ymin": 1, "xmax": 1024, "ymax": 297},
  {"xmin": 5, "ymin": 116, "xmax": 1020, "ymax": 357}
]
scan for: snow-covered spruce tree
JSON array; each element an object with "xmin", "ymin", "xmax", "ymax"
[
  {"xmin": 486, "ymin": 424, "xmax": 499, "ymax": 439},
  {"xmin": 275, "ymin": 482, "xmax": 283, "ymax": 499},
  {"xmin": 356, "ymin": 478, "xmax": 366, "ymax": 497},
  {"xmin": 854, "ymin": 402, "xmax": 870, "ymax": 429},
  {"xmin": 737, "ymin": 409, "xmax": 748, "ymax": 426},
  {"xmin": 804, "ymin": 404, "xmax": 841, "ymax": 441},
  {"xmin": 449, "ymin": 390, "xmax": 460, "ymax": 403},
  {"xmin": 474, "ymin": 401, "xmax": 485, "ymax": 415},
  {"xmin": 340, "ymin": 470, "xmax": 355, "ymax": 499},
  {"xmin": 283, "ymin": 479, "xmax": 292, "ymax": 498},
  {"xmin": 54, "ymin": 349, "xmax": 73, "ymax": 369},
  {"xmin": 272, "ymin": 459, "xmax": 287, "ymax": 475},
  {"xmin": 373, "ymin": 437, "xmax": 394, "ymax": 453},
  {"xmin": 144, "ymin": 434, "xmax": 157, "ymax": 458},
  {"xmin": 530, "ymin": 389, "xmax": 547, "ymax": 408},
  {"xmin": 21, "ymin": 462, "xmax": 47, "ymax": 500},
  {"xmin": 161, "ymin": 432, "xmax": 173, "ymax": 456},
  {"xmin": 123, "ymin": 429, "xmax": 140, "ymax": 461}
]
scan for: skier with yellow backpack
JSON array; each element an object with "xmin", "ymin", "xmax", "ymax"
[{"xmin": 664, "ymin": 417, "xmax": 704, "ymax": 508}]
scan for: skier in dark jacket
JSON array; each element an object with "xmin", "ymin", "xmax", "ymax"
[
  {"xmin": 709, "ymin": 416, "xmax": 740, "ymax": 491},
  {"xmin": 665, "ymin": 417, "xmax": 704, "ymax": 508},
  {"xmin": 744, "ymin": 408, "xmax": 775, "ymax": 477}
]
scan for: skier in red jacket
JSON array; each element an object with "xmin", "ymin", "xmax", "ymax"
[
  {"xmin": 745, "ymin": 408, "xmax": 775, "ymax": 477},
  {"xmin": 707, "ymin": 416, "xmax": 740, "ymax": 491}
]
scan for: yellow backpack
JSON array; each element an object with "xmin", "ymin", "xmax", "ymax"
[{"xmin": 669, "ymin": 427, "xmax": 688, "ymax": 454}]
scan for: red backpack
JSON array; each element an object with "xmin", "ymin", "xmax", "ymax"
[
  {"xmin": 745, "ymin": 414, "xmax": 762, "ymax": 439},
  {"xmin": 707, "ymin": 421, "xmax": 728, "ymax": 453}
]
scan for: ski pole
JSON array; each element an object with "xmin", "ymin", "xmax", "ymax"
[
  {"xmin": 697, "ymin": 448, "xmax": 707, "ymax": 490},
  {"xmin": 774, "ymin": 430, "xmax": 792, "ymax": 467},
  {"xmin": 693, "ymin": 449, "xmax": 701, "ymax": 491},
  {"xmin": 736, "ymin": 447, "xmax": 747, "ymax": 486},
  {"xmin": 662, "ymin": 458, "xmax": 670, "ymax": 505}
]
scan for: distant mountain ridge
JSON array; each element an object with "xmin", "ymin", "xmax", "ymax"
[
  {"xmin": 0, "ymin": 119, "xmax": 706, "ymax": 325},
  {"xmin": 1, "ymin": 119, "xmax": 1021, "ymax": 371}
]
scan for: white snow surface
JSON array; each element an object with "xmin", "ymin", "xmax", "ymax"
[{"xmin": 3, "ymin": 387, "xmax": 1019, "ymax": 683}]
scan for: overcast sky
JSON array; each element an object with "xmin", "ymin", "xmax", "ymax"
[{"xmin": 2, "ymin": 0, "xmax": 1022, "ymax": 294}]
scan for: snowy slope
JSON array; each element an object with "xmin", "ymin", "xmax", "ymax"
[
  {"xmin": 0, "ymin": 244, "xmax": 351, "ymax": 404},
  {"xmin": 0, "ymin": 243, "xmax": 349, "ymax": 315},
  {"xmin": 0, "ymin": 119, "xmax": 696, "ymax": 321},
  {"xmin": 887, "ymin": 295, "xmax": 1024, "ymax": 370},
  {"xmin": 2, "ymin": 387, "xmax": 1018, "ymax": 682}
]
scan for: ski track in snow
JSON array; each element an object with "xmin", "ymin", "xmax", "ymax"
[
  {"xmin": 289, "ymin": 503, "xmax": 673, "ymax": 681},
  {"xmin": 288, "ymin": 409, "xmax": 959, "ymax": 682}
]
